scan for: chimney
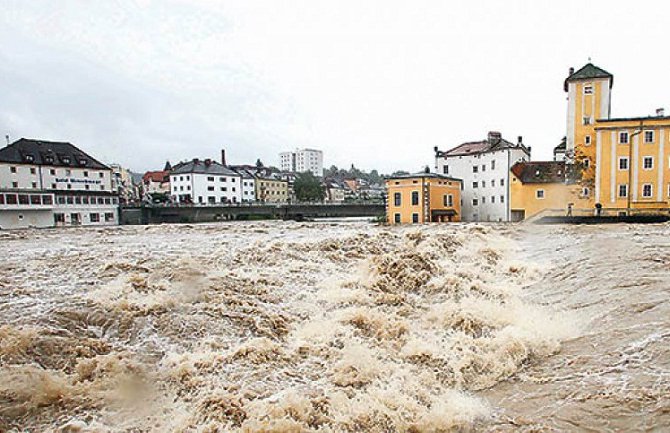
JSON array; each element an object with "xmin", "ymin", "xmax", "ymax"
[
  {"xmin": 205, "ymin": 158, "xmax": 212, "ymax": 166},
  {"xmin": 193, "ymin": 158, "xmax": 200, "ymax": 164},
  {"xmin": 488, "ymin": 131, "xmax": 502, "ymax": 143},
  {"xmin": 517, "ymin": 136, "xmax": 523, "ymax": 145},
  {"xmin": 221, "ymin": 149, "xmax": 226, "ymax": 166},
  {"xmin": 569, "ymin": 67, "xmax": 574, "ymax": 76},
  {"xmin": 656, "ymin": 108, "xmax": 665, "ymax": 117}
]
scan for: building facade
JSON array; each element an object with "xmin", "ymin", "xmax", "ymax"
[
  {"xmin": 434, "ymin": 132, "xmax": 530, "ymax": 222},
  {"xmin": 279, "ymin": 148, "xmax": 323, "ymax": 177},
  {"xmin": 255, "ymin": 175, "xmax": 289, "ymax": 203},
  {"xmin": 0, "ymin": 138, "xmax": 118, "ymax": 229},
  {"xmin": 386, "ymin": 173, "xmax": 462, "ymax": 224},
  {"xmin": 170, "ymin": 159, "xmax": 242, "ymax": 205}
]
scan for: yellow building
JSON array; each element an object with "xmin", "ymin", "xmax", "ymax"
[
  {"xmin": 566, "ymin": 62, "xmax": 670, "ymax": 213},
  {"xmin": 386, "ymin": 173, "xmax": 462, "ymax": 224},
  {"xmin": 509, "ymin": 161, "xmax": 583, "ymax": 221},
  {"xmin": 512, "ymin": 62, "xmax": 670, "ymax": 219},
  {"xmin": 255, "ymin": 176, "xmax": 288, "ymax": 203}
]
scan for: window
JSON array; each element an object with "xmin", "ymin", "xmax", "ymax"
[
  {"xmin": 582, "ymin": 187, "xmax": 590, "ymax": 197},
  {"xmin": 0, "ymin": 194, "xmax": 5, "ymax": 205},
  {"xmin": 536, "ymin": 190, "xmax": 545, "ymax": 199},
  {"xmin": 220, "ymin": 177, "xmax": 226, "ymax": 182},
  {"xmin": 642, "ymin": 184, "xmax": 653, "ymax": 198},
  {"xmin": 491, "ymin": 160, "xmax": 495, "ymax": 170},
  {"xmin": 5, "ymin": 194, "xmax": 17, "ymax": 204},
  {"xmin": 85, "ymin": 185, "xmax": 90, "ymax": 190},
  {"xmin": 472, "ymin": 182, "xmax": 478, "ymax": 188},
  {"xmin": 491, "ymin": 196, "xmax": 495, "ymax": 203},
  {"xmin": 104, "ymin": 212, "xmax": 114, "ymax": 222},
  {"xmin": 67, "ymin": 184, "xmax": 72, "ymax": 190},
  {"xmin": 12, "ymin": 181, "xmax": 18, "ymax": 188},
  {"xmin": 443, "ymin": 165, "xmax": 449, "ymax": 174},
  {"xmin": 583, "ymin": 159, "xmax": 590, "ymax": 168},
  {"xmin": 207, "ymin": 186, "xmax": 215, "ymax": 191},
  {"xmin": 221, "ymin": 187, "xmax": 227, "ymax": 192},
  {"xmin": 66, "ymin": 169, "xmax": 71, "ymax": 176},
  {"xmin": 42, "ymin": 195, "xmax": 53, "ymax": 205},
  {"xmin": 482, "ymin": 181, "xmax": 486, "ymax": 188},
  {"xmin": 500, "ymin": 179, "xmax": 505, "ymax": 187},
  {"xmin": 98, "ymin": 197, "xmax": 105, "ymax": 204},
  {"xmin": 491, "ymin": 180, "xmax": 495, "ymax": 187},
  {"xmin": 394, "ymin": 213, "xmax": 401, "ymax": 223},
  {"xmin": 51, "ymin": 183, "xmax": 56, "ymax": 189},
  {"xmin": 482, "ymin": 197, "xmax": 486, "ymax": 204},
  {"xmin": 643, "ymin": 156, "xmax": 653, "ymax": 170},
  {"xmin": 30, "ymin": 168, "xmax": 36, "ymax": 174},
  {"xmin": 644, "ymin": 130, "xmax": 654, "ymax": 143},
  {"xmin": 18, "ymin": 195, "xmax": 29, "ymax": 205},
  {"xmin": 208, "ymin": 197, "xmax": 216, "ymax": 204},
  {"xmin": 82, "ymin": 197, "xmax": 89, "ymax": 204},
  {"xmin": 180, "ymin": 176, "xmax": 184, "ymax": 181},
  {"xmin": 75, "ymin": 197, "xmax": 82, "ymax": 204},
  {"xmin": 50, "ymin": 169, "xmax": 56, "ymax": 175},
  {"xmin": 585, "ymin": 136, "xmax": 591, "ymax": 145},
  {"xmin": 473, "ymin": 166, "xmax": 478, "ymax": 173},
  {"xmin": 584, "ymin": 84, "xmax": 593, "ymax": 94},
  {"xmin": 619, "ymin": 131, "xmax": 629, "ymax": 144},
  {"xmin": 57, "ymin": 196, "xmax": 65, "ymax": 204},
  {"xmin": 207, "ymin": 176, "xmax": 214, "ymax": 181},
  {"xmin": 472, "ymin": 198, "xmax": 479, "ymax": 206},
  {"xmin": 99, "ymin": 172, "xmax": 104, "ymax": 178},
  {"xmin": 394, "ymin": 192, "xmax": 401, "ymax": 206},
  {"xmin": 583, "ymin": 116, "xmax": 592, "ymax": 125},
  {"xmin": 444, "ymin": 194, "xmax": 453, "ymax": 207},
  {"xmin": 54, "ymin": 213, "xmax": 65, "ymax": 223},
  {"xmin": 619, "ymin": 157, "xmax": 629, "ymax": 170},
  {"xmin": 412, "ymin": 213, "xmax": 419, "ymax": 224},
  {"xmin": 90, "ymin": 213, "xmax": 100, "ymax": 222},
  {"xmin": 104, "ymin": 198, "xmax": 111, "ymax": 205},
  {"xmin": 84, "ymin": 171, "xmax": 89, "ymax": 177},
  {"xmin": 482, "ymin": 164, "xmax": 486, "ymax": 172},
  {"xmin": 29, "ymin": 195, "xmax": 41, "ymax": 205},
  {"xmin": 10, "ymin": 166, "xmax": 16, "ymax": 173},
  {"xmin": 31, "ymin": 182, "xmax": 37, "ymax": 188},
  {"xmin": 500, "ymin": 195, "xmax": 504, "ymax": 203}
]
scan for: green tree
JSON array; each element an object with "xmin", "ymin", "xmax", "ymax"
[
  {"xmin": 294, "ymin": 172, "xmax": 325, "ymax": 202},
  {"xmin": 256, "ymin": 158, "xmax": 264, "ymax": 168}
]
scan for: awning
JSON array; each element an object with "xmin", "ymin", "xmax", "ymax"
[{"xmin": 431, "ymin": 209, "xmax": 457, "ymax": 217}]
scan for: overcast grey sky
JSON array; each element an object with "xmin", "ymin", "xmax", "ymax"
[{"xmin": 1, "ymin": 1, "xmax": 668, "ymax": 174}]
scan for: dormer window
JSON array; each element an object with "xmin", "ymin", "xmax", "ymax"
[
  {"xmin": 24, "ymin": 154, "xmax": 34, "ymax": 162},
  {"xmin": 44, "ymin": 155, "xmax": 54, "ymax": 163},
  {"xmin": 61, "ymin": 156, "xmax": 71, "ymax": 164},
  {"xmin": 79, "ymin": 158, "xmax": 87, "ymax": 166}
]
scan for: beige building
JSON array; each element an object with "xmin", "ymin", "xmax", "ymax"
[{"xmin": 255, "ymin": 176, "xmax": 288, "ymax": 203}]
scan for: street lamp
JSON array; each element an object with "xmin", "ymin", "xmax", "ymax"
[{"xmin": 627, "ymin": 120, "xmax": 644, "ymax": 216}]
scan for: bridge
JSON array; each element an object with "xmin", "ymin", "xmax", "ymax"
[{"xmin": 120, "ymin": 203, "xmax": 385, "ymax": 225}]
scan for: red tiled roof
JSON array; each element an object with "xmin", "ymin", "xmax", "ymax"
[
  {"xmin": 443, "ymin": 141, "xmax": 491, "ymax": 156},
  {"xmin": 143, "ymin": 170, "xmax": 169, "ymax": 183}
]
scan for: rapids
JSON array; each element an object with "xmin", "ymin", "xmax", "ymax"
[{"xmin": 0, "ymin": 221, "xmax": 668, "ymax": 432}]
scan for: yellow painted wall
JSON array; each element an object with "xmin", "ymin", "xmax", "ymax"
[
  {"xmin": 386, "ymin": 176, "xmax": 461, "ymax": 224},
  {"xmin": 595, "ymin": 119, "xmax": 670, "ymax": 210},
  {"xmin": 510, "ymin": 175, "xmax": 584, "ymax": 219}
]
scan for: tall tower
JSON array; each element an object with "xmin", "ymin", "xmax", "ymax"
[{"xmin": 564, "ymin": 63, "xmax": 613, "ymax": 161}]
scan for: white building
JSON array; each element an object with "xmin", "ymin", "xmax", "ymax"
[
  {"xmin": 0, "ymin": 138, "xmax": 119, "ymax": 229},
  {"xmin": 229, "ymin": 167, "xmax": 257, "ymax": 203},
  {"xmin": 170, "ymin": 158, "xmax": 242, "ymax": 205},
  {"xmin": 434, "ymin": 132, "xmax": 530, "ymax": 222},
  {"xmin": 279, "ymin": 148, "xmax": 323, "ymax": 177}
]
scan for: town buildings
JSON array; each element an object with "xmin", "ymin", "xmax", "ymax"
[
  {"xmin": 0, "ymin": 138, "xmax": 119, "ymax": 229},
  {"xmin": 170, "ymin": 158, "xmax": 242, "ymax": 204},
  {"xmin": 142, "ymin": 163, "xmax": 171, "ymax": 196},
  {"xmin": 386, "ymin": 172, "xmax": 462, "ymax": 224},
  {"xmin": 512, "ymin": 62, "xmax": 670, "ymax": 219},
  {"xmin": 434, "ymin": 132, "xmax": 530, "ymax": 222},
  {"xmin": 279, "ymin": 148, "xmax": 323, "ymax": 177},
  {"xmin": 110, "ymin": 163, "xmax": 140, "ymax": 204}
]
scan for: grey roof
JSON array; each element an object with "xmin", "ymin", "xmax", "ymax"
[
  {"xmin": 171, "ymin": 159, "xmax": 240, "ymax": 176},
  {"xmin": 596, "ymin": 115, "xmax": 670, "ymax": 123},
  {"xmin": 0, "ymin": 138, "xmax": 109, "ymax": 170},
  {"xmin": 554, "ymin": 137, "xmax": 566, "ymax": 153},
  {"xmin": 565, "ymin": 63, "xmax": 613, "ymax": 91}
]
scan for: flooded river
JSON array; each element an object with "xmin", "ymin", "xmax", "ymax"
[{"xmin": 0, "ymin": 221, "xmax": 668, "ymax": 432}]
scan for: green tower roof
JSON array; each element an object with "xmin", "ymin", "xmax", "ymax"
[{"xmin": 564, "ymin": 63, "xmax": 613, "ymax": 91}]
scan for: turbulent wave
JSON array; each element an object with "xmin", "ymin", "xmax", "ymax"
[{"xmin": 0, "ymin": 222, "xmax": 574, "ymax": 432}]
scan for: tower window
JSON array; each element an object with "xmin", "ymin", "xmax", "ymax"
[
  {"xmin": 584, "ymin": 84, "xmax": 594, "ymax": 95},
  {"xmin": 583, "ymin": 116, "xmax": 592, "ymax": 125},
  {"xmin": 536, "ymin": 190, "xmax": 545, "ymax": 199},
  {"xmin": 642, "ymin": 184, "xmax": 653, "ymax": 198},
  {"xmin": 585, "ymin": 135, "xmax": 592, "ymax": 145}
]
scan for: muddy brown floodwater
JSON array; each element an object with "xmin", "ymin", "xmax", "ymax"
[{"xmin": 0, "ymin": 221, "xmax": 668, "ymax": 432}]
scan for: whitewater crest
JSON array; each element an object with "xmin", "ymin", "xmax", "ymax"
[{"xmin": 0, "ymin": 222, "xmax": 572, "ymax": 432}]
